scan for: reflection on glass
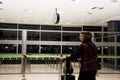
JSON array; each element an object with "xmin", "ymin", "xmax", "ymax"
[
  {"xmin": 0, "ymin": 44, "xmax": 17, "ymax": 53},
  {"xmin": 27, "ymin": 31, "xmax": 40, "ymax": 40},
  {"xmin": 62, "ymin": 46, "xmax": 78, "ymax": 54},
  {"xmin": 41, "ymin": 45, "xmax": 60, "ymax": 54},
  {"xmin": 18, "ymin": 45, "xmax": 21, "ymax": 53},
  {"xmin": 0, "ymin": 30, "xmax": 17, "ymax": 40},
  {"xmin": 62, "ymin": 33, "xmax": 79, "ymax": 41},
  {"xmin": 41, "ymin": 25, "xmax": 61, "ymax": 30},
  {"xmin": 41, "ymin": 32, "xmax": 61, "ymax": 41},
  {"xmin": 117, "ymin": 35, "xmax": 120, "ymax": 42},
  {"xmin": 19, "ymin": 24, "xmax": 40, "ymax": 30},
  {"xmin": 62, "ymin": 27, "xmax": 81, "ymax": 31},
  {"xmin": 27, "ymin": 45, "xmax": 39, "ymax": 53},
  {"xmin": 104, "ymin": 27, "xmax": 108, "ymax": 31},
  {"xmin": 83, "ymin": 26, "xmax": 102, "ymax": 31},
  {"xmin": 94, "ymin": 33, "xmax": 102, "ymax": 42},
  {"xmin": 0, "ymin": 23, "xmax": 17, "ymax": 29},
  {"xmin": 18, "ymin": 31, "xmax": 22, "ymax": 40}
]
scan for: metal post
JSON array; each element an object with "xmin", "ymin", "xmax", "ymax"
[
  {"xmin": 114, "ymin": 35, "xmax": 117, "ymax": 69},
  {"xmin": 59, "ymin": 26, "xmax": 63, "ymax": 80},
  {"xmin": 16, "ymin": 24, "xmax": 19, "ymax": 53},
  {"xmin": 21, "ymin": 30, "xmax": 27, "ymax": 80},
  {"xmin": 59, "ymin": 60, "xmax": 63, "ymax": 80},
  {"xmin": 101, "ymin": 32, "xmax": 104, "ymax": 65}
]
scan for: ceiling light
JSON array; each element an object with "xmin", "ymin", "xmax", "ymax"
[
  {"xmin": 71, "ymin": 0, "xmax": 76, "ymax": 1},
  {"xmin": 99, "ymin": 7, "xmax": 104, "ymax": 10},
  {"xmin": 0, "ymin": 1, "xmax": 2, "ymax": 4},
  {"xmin": 91, "ymin": 7, "xmax": 104, "ymax": 10},
  {"xmin": 92, "ymin": 7, "xmax": 97, "ymax": 9},
  {"xmin": 0, "ymin": 1, "xmax": 3, "ymax": 10}
]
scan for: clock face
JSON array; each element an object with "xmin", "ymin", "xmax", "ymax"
[{"xmin": 53, "ymin": 13, "xmax": 60, "ymax": 24}]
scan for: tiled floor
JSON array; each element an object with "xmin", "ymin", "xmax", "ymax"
[
  {"xmin": 0, "ymin": 64, "xmax": 120, "ymax": 80},
  {"xmin": 0, "ymin": 73, "xmax": 120, "ymax": 80}
]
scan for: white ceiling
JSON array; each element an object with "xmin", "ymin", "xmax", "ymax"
[{"xmin": 0, "ymin": 0, "xmax": 120, "ymax": 26}]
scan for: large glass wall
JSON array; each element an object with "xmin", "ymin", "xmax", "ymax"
[
  {"xmin": 1, "ymin": 22, "xmax": 120, "ymax": 74},
  {"xmin": 0, "ymin": 44, "xmax": 17, "ymax": 53},
  {"xmin": 19, "ymin": 24, "xmax": 40, "ymax": 30},
  {"xmin": 0, "ymin": 30, "xmax": 17, "ymax": 40},
  {"xmin": 0, "ymin": 23, "xmax": 17, "ymax": 29}
]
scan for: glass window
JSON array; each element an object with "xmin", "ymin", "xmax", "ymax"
[
  {"xmin": 18, "ymin": 45, "xmax": 21, "ymax": 53},
  {"xmin": 103, "ymin": 46, "xmax": 115, "ymax": 68},
  {"xmin": 103, "ymin": 46, "xmax": 114, "ymax": 55},
  {"xmin": 41, "ymin": 45, "xmax": 60, "ymax": 53},
  {"xmin": 0, "ymin": 30, "xmax": 17, "ymax": 40},
  {"xmin": 62, "ymin": 27, "xmax": 81, "ymax": 31},
  {"xmin": 18, "ymin": 31, "xmax": 22, "ymax": 40},
  {"xmin": 117, "ymin": 47, "xmax": 120, "ymax": 56},
  {"xmin": 0, "ymin": 44, "xmax": 17, "ymax": 53},
  {"xmin": 103, "ymin": 33, "xmax": 115, "ymax": 42},
  {"xmin": 27, "ymin": 45, "xmax": 39, "ymax": 53},
  {"xmin": 0, "ymin": 23, "xmax": 17, "ymax": 29},
  {"xmin": 62, "ymin": 33, "xmax": 79, "ymax": 41},
  {"xmin": 27, "ymin": 31, "xmax": 40, "ymax": 40},
  {"xmin": 18, "ymin": 31, "xmax": 40, "ymax": 40},
  {"xmin": 117, "ymin": 35, "xmax": 120, "ymax": 42},
  {"xmin": 94, "ymin": 33, "xmax": 102, "ymax": 42},
  {"xmin": 0, "ymin": 30, "xmax": 4, "ymax": 39},
  {"xmin": 41, "ymin": 32, "xmax": 61, "ymax": 41},
  {"xmin": 83, "ymin": 26, "xmax": 102, "ymax": 31},
  {"xmin": 62, "ymin": 46, "xmax": 78, "ymax": 54},
  {"xmin": 97, "ymin": 46, "xmax": 102, "ymax": 55},
  {"xmin": 19, "ymin": 24, "xmax": 40, "ymax": 30},
  {"xmin": 104, "ymin": 27, "xmax": 108, "ymax": 31},
  {"xmin": 41, "ymin": 25, "xmax": 61, "ymax": 30}
]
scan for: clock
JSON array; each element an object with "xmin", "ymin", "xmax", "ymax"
[{"xmin": 53, "ymin": 8, "xmax": 60, "ymax": 24}]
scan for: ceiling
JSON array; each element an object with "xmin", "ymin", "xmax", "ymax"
[{"xmin": 0, "ymin": 0, "xmax": 120, "ymax": 26}]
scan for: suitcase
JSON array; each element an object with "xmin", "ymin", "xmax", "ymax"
[
  {"xmin": 61, "ymin": 58, "xmax": 75, "ymax": 80},
  {"xmin": 61, "ymin": 74, "xmax": 75, "ymax": 80}
]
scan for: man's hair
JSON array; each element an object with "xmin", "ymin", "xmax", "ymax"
[{"xmin": 81, "ymin": 32, "xmax": 92, "ymax": 42}]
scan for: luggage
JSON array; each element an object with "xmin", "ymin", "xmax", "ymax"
[
  {"xmin": 61, "ymin": 58, "xmax": 75, "ymax": 80},
  {"xmin": 63, "ymin": 58, "xmax": 73, "ymax": 74},
  {"xmin": 61, "ymin": 75, "xmax": 75, "ymax": 80}
]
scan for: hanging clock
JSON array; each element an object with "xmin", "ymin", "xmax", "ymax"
[{"xmin": 54, "ymin": 8, "xmax": 60, "ymax": 24}]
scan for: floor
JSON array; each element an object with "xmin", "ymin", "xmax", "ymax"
[
  {"xmin": 0, "ymin": 73, "xmax": 120, "ymax": 80},
  {"xmin": 0, "ymin": 64, "xmax": 120, "ymax": 80}
]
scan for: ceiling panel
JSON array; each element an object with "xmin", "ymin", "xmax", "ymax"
[{"xmin": 0, "ymin": 0, "xmax": 120, "ymax": 26}]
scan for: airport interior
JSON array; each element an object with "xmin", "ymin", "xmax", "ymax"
[{"xmin": 0, "ymin": 0, "xmax": 120, "ymax": 80}]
